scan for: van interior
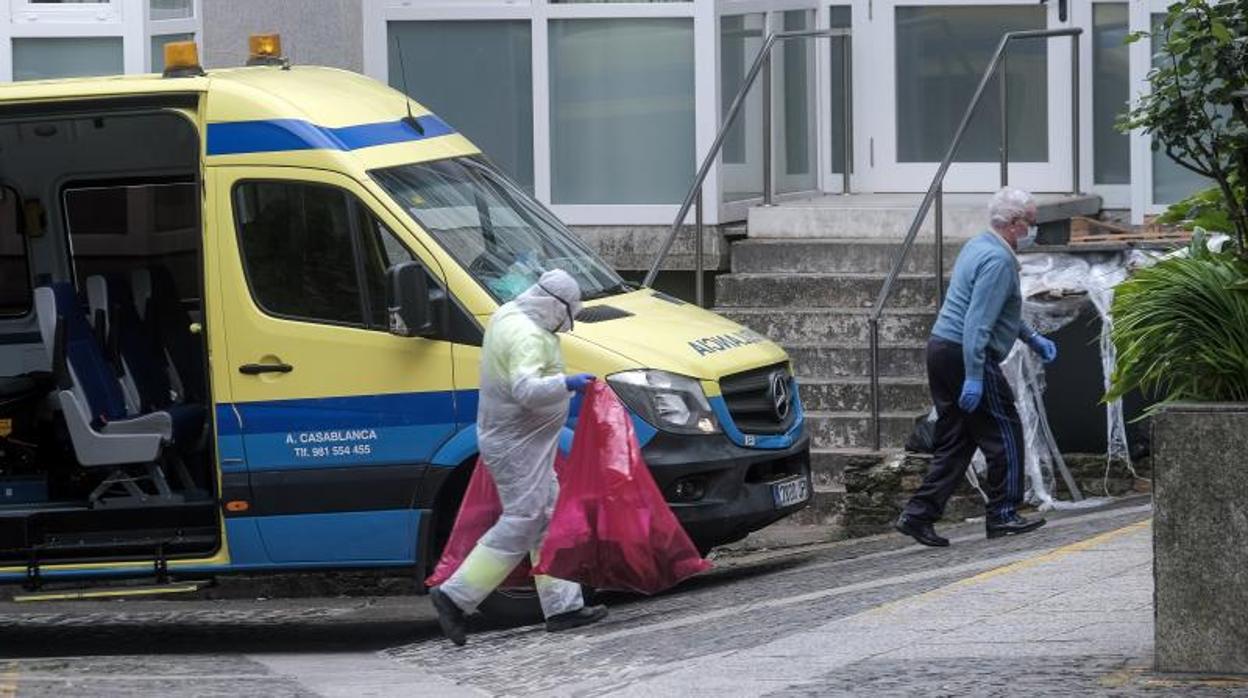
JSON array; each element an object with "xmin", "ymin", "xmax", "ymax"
[{"xmin": 0, "ymin": 106, "xmax": 218, "ymax": 572}]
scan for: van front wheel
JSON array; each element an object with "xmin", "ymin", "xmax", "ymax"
[
  {"xmin": 478, "ymin": 587, "xmax": 544, "ymax": 626},
  {"xmin": 476, "ymin": 584, "xmax": 596, "ymax": 627}
]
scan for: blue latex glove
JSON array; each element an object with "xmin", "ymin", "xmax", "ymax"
[
  {"xmin": 958, "ymin": 378, "xmax": 984, "ymax": 413},
  {"xmin": 565, "ymin": 373, "xmax": 596, "ymax": 393},
  {"xmin": 1026, "ymin": 333, "xmax": 1058, "ymax": 364}
]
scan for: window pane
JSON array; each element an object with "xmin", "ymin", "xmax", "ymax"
[
  {"xmin": 234, "ymin": 182, "xmax": 364, "ymax": 326},
  {"xmin": 720, "ymin": 13, "xmax": 765, "ymax": 202},
  {"xmin": 150, "ymin": 0, "xmax": 192, "ymax": 20},
  {"xmin": 550, "ymin": 18, "xmax": 695, "ymax": 204},
  {"xmin": 1092, "ymin": 4, "xmax": 1129, "ymax": 185},
  {"xmin": 13, "ymin": 38, "xmax": 124, "ymax": 81},
  {"xmin": 778, "ymin": 10, "xmax": 816, "ymax": 194},
  {"xmin": 388, "ymin": 21, "xmax": 534, "ymax": 193},
  {"xmin": 356, "ymin": 214, "xmax": 413, "ymax": 330},
  {"xmin": 829, "ymin": 6, "xmax": 852, "ymax": 175},
  {"xmin": 895, "ymin": 5, "xmax": 1047, "ymax": 162},
  {"xmin": 0, "ymin": 192, "xmax": 31, "ymax": 318},
  {"xmin": 154, "ymin": 183, "xmax": 197, "ymax": 233},
  {"xmin": 151, "ymin": 33, "xmax": 194, "ymax": 73},
  {"xmin": 1151, "ymin": 12, "xmax": 1208, "ymax": 204},
  {"xmin": 64, "ymin": 187, "xmax": 128, "ymax": 236}
]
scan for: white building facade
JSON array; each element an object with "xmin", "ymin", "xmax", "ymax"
[{"xmin": 0, "ymin": 0, "xmax": 1203, "ymax": 226}]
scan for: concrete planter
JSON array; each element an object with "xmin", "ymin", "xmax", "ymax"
[{"xmin": 1153, "ymin": 403, "xmax": 1248, "ymax": 675}]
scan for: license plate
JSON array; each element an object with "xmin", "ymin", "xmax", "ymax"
[{"xmin": 771, "ymin": 476, "xmax": 810, "ymax": 509}]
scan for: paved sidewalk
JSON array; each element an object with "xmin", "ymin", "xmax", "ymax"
[{"xmin": 606, "ymin": 519, "xmax": 1241, "ymax": 696}]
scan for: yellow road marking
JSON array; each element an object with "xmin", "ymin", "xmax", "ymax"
[
  {"xmin": 13, "ymin": 581, "xmax": 205, "ymax": 603},
  {"xmin": 866, "ymin": 518, "xmax": 1152, "ymax": 616},
  {"xmin": 0, "ymin": 668, "xmax": 18, "ymax": 698}
]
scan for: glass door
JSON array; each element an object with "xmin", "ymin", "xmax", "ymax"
[
  {"xmin": 1127, "ymin": 0, "xmax": 1210, "ymax": 220},
  {"xmin": 862, "ymin": 0, "xmax": 1075, "ymax": 193}
]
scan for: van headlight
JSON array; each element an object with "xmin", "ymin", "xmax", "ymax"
[{"xmin": 607, "ymin": 370, "xmax": 720, "ymax": 435}]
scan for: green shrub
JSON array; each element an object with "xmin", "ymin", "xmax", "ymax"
[{"xmin": 1106, "ymin": 244, "xmax": 1248, "ymax": 407}]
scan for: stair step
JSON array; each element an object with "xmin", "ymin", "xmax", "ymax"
[
  {"xmin": 799, "ymin": 377, "xmax": 929, "ymax": 413},
  {"xmin": 732, "ymin": 238, "xmax": 961, "ymax": 275},
  {"xmin": 806, "ymin": 410, "xmax": 922, "ymax": 450},
  {"xmin": 785, "ymin": 343, "xmax": 927, "ymax": 379},
  {"xmin": 716, "ymin": 272, "xmax": 941, "ymax": 309},
  {"xmin": 720, "ymin": 308, "xmax": 936, "ymax": 345}
]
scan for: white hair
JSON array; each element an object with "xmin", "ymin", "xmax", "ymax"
[{"xmin": 988, "ymin": 187, "xmax": 1036, "ymax": 231}]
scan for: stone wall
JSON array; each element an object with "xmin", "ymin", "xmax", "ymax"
[
  {"xmin": 843, "ymin": 452, "xmax": 1152, "ymax": 537},
  {"xmin": 843, "ymin": 453, "xmax": 982, "ymax": 536},
  {"xmin": 1152, "ymin": 403, "xmax": 1248, "ymax": 675}
]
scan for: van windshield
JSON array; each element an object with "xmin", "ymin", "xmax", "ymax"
[{"xmin": 371, "ymin": 158, "xmax": 627, "ymax": 303}]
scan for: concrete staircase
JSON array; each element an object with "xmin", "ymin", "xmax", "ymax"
[
  {"xmin": 714, "ymin": 193, "xmax": 1101, "ymax": 531},
  {"xmin": 717, "ymin": 238, "xmax": 947, "ymax": 526}
]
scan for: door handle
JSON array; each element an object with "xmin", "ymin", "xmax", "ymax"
[{"xmin": 238, "ymin": 362, "xmax": 293, "ymax": 375}]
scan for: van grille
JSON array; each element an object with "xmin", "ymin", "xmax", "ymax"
[{"xmin": 719, "ymin": 362, "xmax": 797, "ymax": 436}]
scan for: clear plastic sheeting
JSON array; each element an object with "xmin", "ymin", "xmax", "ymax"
[{"xmin": 968, "ymin": 250, "xmax": 1160, "ymax": 511}]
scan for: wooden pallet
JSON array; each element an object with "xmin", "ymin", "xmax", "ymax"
[{"xmin": 1068, "ymin": 216, "xmax": 1191, "ymax": 245}]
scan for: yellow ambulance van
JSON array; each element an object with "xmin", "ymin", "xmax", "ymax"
[{"xmin": 0, "ymin": 39, "xmax": 809, "ymax": 607}]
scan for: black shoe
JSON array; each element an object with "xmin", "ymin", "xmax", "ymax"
[
  {"xmin": 430, "ymin": 586, "xmax": 467, "ymax": 646},
  {"xmin": 986, "ymin": 512, "xmax": 1047, "ymax": 539},
  {"xmin": 546, "ymin": 605, "xmax": 608, "ymax": 633},
  {"xmin": 895, "ymin": 514, "xmax": 950, "ymax": 547}
]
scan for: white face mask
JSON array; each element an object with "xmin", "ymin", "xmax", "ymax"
[{"xmin": 1021, "ymin": 225, "xmax": 1038, "ymax": 246}]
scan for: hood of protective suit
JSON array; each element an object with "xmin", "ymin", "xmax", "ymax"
[{"xmin": 514, "ymin": 269, "xmax": 583, "ymax": 333}]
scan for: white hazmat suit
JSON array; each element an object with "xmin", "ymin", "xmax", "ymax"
[{"xmin": 439, "ymin": 269, "xmax": 586, "ymax": 618}]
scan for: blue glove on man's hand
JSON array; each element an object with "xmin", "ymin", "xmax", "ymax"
[
  {"xmin": 958, "ymin": 378, "xmax": 984, "ymax": 413},
  {"xmin": 565, "ymin": 373, "xmax": 596, "ymax": 393},
  {"xmin": 1026, "ymin": 333, "xmax": 1058, "ymax": 364}
]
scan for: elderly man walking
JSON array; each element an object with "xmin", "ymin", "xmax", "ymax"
[{"xmin": 895, "ymin": 187, "xmax": 1058, "ymax": 547}]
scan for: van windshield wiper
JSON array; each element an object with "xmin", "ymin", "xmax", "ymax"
[{"xmin": 582, "ymin": 282, "xmax": 634, "ymax": 301}]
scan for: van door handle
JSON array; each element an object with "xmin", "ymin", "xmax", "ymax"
[{"xmin": 238, "ymin": 362, "xmax": 293, "ymax": 375}]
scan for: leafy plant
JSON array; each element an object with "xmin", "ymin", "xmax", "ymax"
[
  {"xmin": 1154, "ymin": 181, "xmax": 1244, "ymax": 234},
  {"xmin": 1106, "ymin": 246, "xmax": 1248, "ymax": 407},
  {"xmin": 1118, "ymin": 0, "xmax": 1248, "ymax": 257}
]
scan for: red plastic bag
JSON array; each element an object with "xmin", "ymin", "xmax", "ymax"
[
  {"xmin": 424, "ymin": 458, "xmax": 534, "ymax": 589},
  {"xmin": 534, "ymin": 381, "xmax": 711, "ymax": 594}
]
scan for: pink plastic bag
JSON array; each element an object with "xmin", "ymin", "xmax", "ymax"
[
  {"xmin": 534, "ymin": 381, "xmax": 711, "ymax": 594},
  {"xmin": 424, "ymin": 458, "xmax": 534, "ymax": 589}
]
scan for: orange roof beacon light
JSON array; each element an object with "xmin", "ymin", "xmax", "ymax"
[
  {"xmin": 247, "ymin": 33, "xmax": 287, "ymax": 67},
  {"xmin": 162, "ymin": 40, "xmax": 205, "ymax": 78}
]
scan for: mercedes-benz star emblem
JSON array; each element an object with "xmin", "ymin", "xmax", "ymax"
[{"xmin": 768, "ymin": 372, "xmax": 791, "ymax": 422}]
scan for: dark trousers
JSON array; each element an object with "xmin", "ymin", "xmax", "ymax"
[{"xmin": 904, "ymin": 337, "xmax": 1025, "ymax": 523}]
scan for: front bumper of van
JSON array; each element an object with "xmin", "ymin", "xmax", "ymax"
[{"xmin": 641, "ymin": 429, "xmax": 812, "ymax": 551}]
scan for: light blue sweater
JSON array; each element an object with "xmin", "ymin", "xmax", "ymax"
[{"xmin": 931, "ymin": 232, "xmax": 1035, "ymax": 380}]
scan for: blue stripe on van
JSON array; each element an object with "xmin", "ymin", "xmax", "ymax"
[
  {"xmin": 206, "ymin": 115, "xmax": 454, "ymax": 155},
  {"xmin": 216, "ymin": 390, "xmax": 471, "ymax": 471}
]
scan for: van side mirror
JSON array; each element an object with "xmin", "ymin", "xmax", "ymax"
[{"xmin": 387, "ymin": 261, "xmax": 437, "ymax": 338}]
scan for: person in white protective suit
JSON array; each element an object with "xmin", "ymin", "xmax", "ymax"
[{"xmin": 430, "ymin": 269, "xmax": 607, "ymax": 646}]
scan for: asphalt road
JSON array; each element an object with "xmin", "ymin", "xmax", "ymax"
[{"xmin": 0, "ymin": 496, "xmax": 1165, "ymax": 697}]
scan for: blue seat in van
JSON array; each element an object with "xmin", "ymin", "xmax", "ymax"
[
  {"xmin": 34, "ymin": 283, "xmax": 183, "ymax": 505},
  {"xmin": 85, "ymin": 275, "xmax": 204, "ymax": 448}
]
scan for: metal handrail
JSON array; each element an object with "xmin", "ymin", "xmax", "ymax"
[
  {"xmin": 644, "ymin": 27, "xmax": 853, "ymax": 304},
  {"xmin": 866, "ymin": 27, "xmax": 1082, "ymax": 450}
]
